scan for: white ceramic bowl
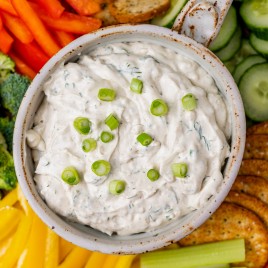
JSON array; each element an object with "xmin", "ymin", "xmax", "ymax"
[{"xmin": 13, "ymin": 24, "xmax": 246, "ymax": 254}]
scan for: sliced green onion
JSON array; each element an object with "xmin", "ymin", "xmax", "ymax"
[
  {"xmin": 91, "ymin": 160, "xmax": 111, "ymax": 176},
  {"xmin": 100, "ymin": 131, "xmax": 114, "ymax": 143},
  {"xmin": 147, "ymin": 169, "xmax": 160, "ymax": 181},
  {"xmin": 150, "ymin": 99, "xmax": 168, "ymax": 116},
  {"xmin": 98, "ymin": 88, "xmax": 116, "ymax": 101},
  {"xmin": 82, "ymin": 138, "xmax": 97, "ymax": 152},
  {"xmin": 130, "ymin": 78, "xmax": 143, "ymax": 94},
  {"xmin": 171, "ymin": 163, "xmax": 188, "ymax": 178},
  {"xmin": 73, "ymin": 117, "xmax": 91, "ymax": 135},
  {"xmin": 109, "ymin": 180, "xmax": 126, "ymax": 195},
  {"xmin": 181, "ymin": 93, "xmax": 197, "ymax": 111},
  {"xmin": 105, "ymin": 114, "xmax": 119, "ymax": 130},
  {"xmin": 140, "ymin": 239, "xmax": 245, "ymax": 268},
  {"xmin": 137, "ymin": 133, "xmax": 153, "ymax": 146},
  {"xmin": 61, "ymin": 166, "xmax": 80, "ymax": 185}
]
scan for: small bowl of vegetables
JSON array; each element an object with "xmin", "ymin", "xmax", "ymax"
[{"xmin": 13, "ymin": 22, "xmax": 246, "ymax": 254}]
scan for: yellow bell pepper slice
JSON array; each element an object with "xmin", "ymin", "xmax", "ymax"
[
  {"xmin": 84, "ymin": 251, "xmax": 107, "ymax": 268},
  {"xmin": 17, "ymin": 187, "xmax": 31, "ymax": 215},
  {"xmin": 114, "ymin": 255, "xmax": 136, "ymax": 268},
  {"xmin": 130, "ymin": 257, "xmax": 140, "ymax": 268},
  {"xmin": 101, "ymin": 254, "xmax": 119, "ymax": 268},
  {"xmin": 19, "ymin": 213, "xmax": 47, "ymax": 268},
  {"xmin": 0, "ymin": 206, "xmax": 22, "ymax": 241},
  {"xmin": 44, "ymin": 228, "xmax": 59, "ymax": 268},
  {"xmin": 58, "ymin": 246, "xmax": 91, "ymax": 268},
  {"xmin": 59, "ymin": 238, "xmax": 75, "ymax": 263},
  {"xmin": 0, "ymin": 234, "xmax": 14, "ymax": 258},
  {"xmin": 0, "ymin": 187, "xmax": 18, "ymax": 209},
  {"xmin": 0, "ymin": 210, "xmax": 33, "ymax": 268}
]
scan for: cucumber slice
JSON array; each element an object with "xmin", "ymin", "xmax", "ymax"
[
  {"xmin": 215, "ymin": 27, "xmax": 242, "ymax": 62},
  {"xmin": 240, "ymin": 0, "xmax": 268, "ymax": 40},
  {"xmin": 250, "ymin": 33, "xmax": 268, "ymax": 58},
  {"xmin": 209, "ymin": 6, "xmax": 237, "ymax": 52},
  {"xmin": 233, "ymin": 55, "xmax": 266, "ymax": 84},
  {"xmin": 239, "ymin": 63, "xmax": 268, "ymax": 121},
  {"xmin": 151, "ymin": 0, "xmax": 188, "ymax": 28},
  {"xmin": 223, "ymin": 39, "xmax": 257, "ymax": 74}
]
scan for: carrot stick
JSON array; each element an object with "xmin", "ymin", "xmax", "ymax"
[
  {"xmin": 65, "ymin": 0, "xmax": 101, "ymax": 16},
  {"xmin": 54, "ymin": 30, "xmax": 75, "ymax": 47},
  {"xmin": 10, "ymin": 52, "xmax": 37, "ymax": 79},
  {"xmin": 0, "ymin": 13, "xmax": 2, "ymax": 30},
  {"xmin": 13, "ymin": 40, "xmax": 49, "ymax": 72},
  {"xmin": 11, "ymin": 0, "xmax": 60, "ymax": 57},
  {"xmin": 0, "ymin": 26, "xmax": 13, "ymax": 53},
  {"xmin": 1, "ymin": 12, "xmax": 33, "ymax": 44},
  {"xmin": 34, "ymin": 0, "xmax": 64, "ymax": 19},
  {"xmin": 30, "ymin": 3, "xmax": 102, "ymax": 34},
  {"xmin": 0, "ymin": 0, "xmax": 17, "ymax": 16}
]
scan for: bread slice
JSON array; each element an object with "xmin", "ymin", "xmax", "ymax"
[
  {"xmin": 109, "ymin": 0, "xmax": 170, "ymax": 23},
  {"xmin": 95, "ymin": 4, "xmax": 118, "ymax": 26}
]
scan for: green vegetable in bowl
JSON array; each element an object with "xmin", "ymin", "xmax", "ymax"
[
  {"xmin": 181, "ymin": 93, "xmax": 197, "ymax": 111},
  {"xmin": 61, "ymin": 166, "xmax": 80, "ymax": 185},
  {"xmin": 0, "ymin": 52, "xmax": 15, "ymax": 84},
  {"xmin": 73, "ymin": 117, "xmax": 91, "ymax": 135},
  {"xmin": 171, "ymin": 163, "xmax": 188, "ymax": 178},
  {"xmin": 91, "ymin": 160, "xmax": 111, "ymax": 176},
  {"xmin": 109, "ymin": 180, "xmax": 126, "ymax": 195},
  {"xmin": 0, "ymin": 73, "xmax": 31, "ymax": 117},
  {"xmin": 0, "ymin": 144, "xmax": 17, "ymax": 190}
]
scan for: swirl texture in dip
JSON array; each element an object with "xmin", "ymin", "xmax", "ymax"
[{"xmin": 27, "ymin": 42, "xmax": 231, "ymax": 236}]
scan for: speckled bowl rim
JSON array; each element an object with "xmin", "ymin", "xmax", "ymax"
[{"xmin": 13, "ymin": 24, "xmax": 246, "ymax": 254}]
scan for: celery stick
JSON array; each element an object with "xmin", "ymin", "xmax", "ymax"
[
  {"xmin": 197, "ymin": 264, "xmax": 230, "ymax": 268},
  {"xmin": 140, "ymin": 239, "xmax": 245, "ymax": 268}
]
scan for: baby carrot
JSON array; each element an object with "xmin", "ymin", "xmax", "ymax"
[
  {"xmin": 0, "ymin": 26, "xmax": 13, "ymax": 53},
  {"xmin": 30, "ymin": 3, "xmax": 102, "ymax": 34},
  {"xmin": 0, "ymin": 13, "xmax": 2, "ymax": 30},
  {"xmin": 10, "ymin": 52, "xmax": 37, "ymax": 79},
  {"xmin": 54, "ymin": 30, "xmax": 75, "ymax": 47},
  {"xmin": 2, "ymin": 12, "xmax": 34, "ymax": 44},
  {"xmin": 34, "ymin": 0, "xmax": 64, "ymax": 19},
  {"xmin": 13, "ymin": 40, "xmax": 49, "ymax": 72},
  {"xmin": 0, "ymin": 0, "xmax": 17, "ymax": 16},
  {"xmin": 11, "ymin": 0, "xmax": 60, "ymax": 57},
  {"xmin": 65, "ymin": 0, "xmax": 101, "ymax": 16}
]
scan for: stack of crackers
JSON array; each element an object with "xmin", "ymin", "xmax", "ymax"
[{"xmin": 179, "ymin": 121, "xmax": 268, "ymax": 268}]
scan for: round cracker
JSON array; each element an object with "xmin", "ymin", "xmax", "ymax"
[
  {"xmin": 179, "ymin": 202, "xmax": 268, "ymax": 268},
  {"xmin": 232, "ymin": 176, "xmax": 268, "ymax": 205},
  {"xmin": 239, "ymin": 159, "xmax": 268, "ymax": 179},
  {"xmin": 247, "ymin": 122, "xmax": 268, "ymax": 135},
  {"xmin": 225, "ymin": 190, "xmax": 268, "ymax": 229},
  {"xmin": 244, "ymin": 135, "xmax": 268, "ymax": 160}
]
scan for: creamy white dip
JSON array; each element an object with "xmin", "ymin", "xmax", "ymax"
[{"xmin": 27, "ymin": 42, "xmax": 231, "ymax": 236}]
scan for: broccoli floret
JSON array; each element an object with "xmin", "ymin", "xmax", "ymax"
[
  {"xmin": 0, "ymin": 132, "xmax": 7, "ymax": 150},
  {"xmin": 0, "ymin": 145, "xmax": 17, "ymax": 190},
  {"xmin": 0, "ymin": 117, "xmax": 15, "ymax": 152},
  {"xmin": 0, "ymin": 73, "xmax": 30, "ymax": 117},
  {"xmin": 0, "ymin": 53, "xmax": 15, "ymax": 84}
]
